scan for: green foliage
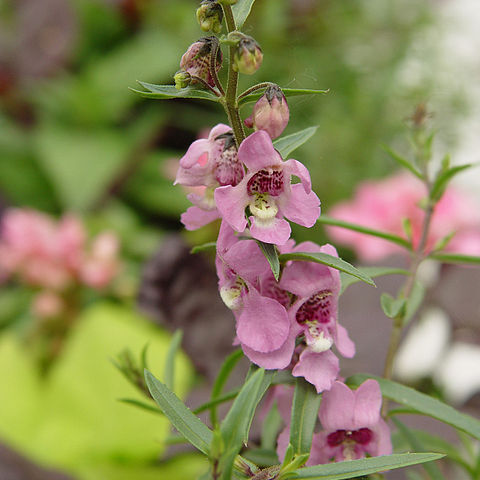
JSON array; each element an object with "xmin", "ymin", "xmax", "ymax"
[
  {"xmin": 278, "ymin": 251, "xmax": 376, "ymax": 286},
  {"xmin": 239, "ymin": 88, "xmax": 328, "ymax": 106},
  {"xmin": 380, "ymin": 293, "xmax": 406, "ymax": 319},
  {"xmin": 134, "ymin": 83, "xmax": 221, "ymax": 102},
  {"xmin": 231, "ymin": 0, "xmax": 256, "ymax": 28},
  {"xmin": 273, "ymin": 126, "xmax": 319, "ymax": 158},
  {"xmin": 257, "ymin": 240, "xmax": 280, "ymax": 281},
  {"xmin": 340, "ymin": 267, "xmax": 409, "ymax": 294}
]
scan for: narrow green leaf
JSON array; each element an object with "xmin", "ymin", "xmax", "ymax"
[
  {"xmin": 430, "ymin": 253, "xmax": 480, "ymax": 265},
  {"xmin": 257, "ymin": 241, "xmax": 280, "ymax": 281},
  {"xmin": 210, "ymin": 349, "xmax": 244, "ymax": 426},
  {"xmin": 133, "ymin": 82, "xmax": 220, "ymax": 102},
  {"xmin": 382, "ymin": 145, "xmax": 423, "ymax": 179},
  {"xmin": 261, "ymin": 403, "xmax": 283, "ymax": 450},
  {"xmin": 289, "ymin": 378, "xmax": 321, "ymax": 455},
  {"xmin": 392, "ymin": 418, "xmax": 447, "ymax": 480},
  {"xmin": 430, "ymin": 164, "xmax": 474, "ymax": 202},
  {"xmin": 348, "ymin": 374, "xmax": 480, "ymax": 441},
  {"xmin": 118, "ymin": 398, "xmax": 162, "ymax": 415},
  {"xmin": 220, "ymin": 369, "xmax": 265, "ymax": 450},
  {"xmin": 144, "ymin": 370, "xmax": 213, "ymax": 454},
  {"xmin": 164, "ymin": 330, "xmax": 183, "ymax": 390},
  {"xmin": 317, "ymin": 215, "xmax": 411, "ymax": 250},
  {"xmin": 239, "ymin": 88, "xmax": 328, "ymax": 106},
  {"xmin": 340, "ymin": 267, "xmax": 409, "ymax": 293},
  {"xmin": 403, "ymin": 280, "xmax": 425, "ymax": 325},
  {"xmin": 278, "ymin": 251, "xmax": 376, "ymax": 287},
  {"xmin": 243, "ymin": 448, "xmax": 279, "ymax": 467},
  {"xmin": 380, "ymin": 293, "xmax": 406, "ymax": 319},
  {"xmin": 273, "ymin": 126, "xmax": 319, "ymax": 158},
  {"xmin": 290, "ymin": 453, "xmax": 444, "ymax": 479},
  {"xmin": 219, "ymin": 369, "xmax": 268, "ymax": 480},
  {"xmin": 231, "ymin": 0, "xmax": 256, "ymax": 29},
  {"xmin": 191, "ymin": 242, "xmax": 217, "ymax": 254},
  {"xmin": 194, "ymin": 389, "xmax": 240, "ymax": 414}
]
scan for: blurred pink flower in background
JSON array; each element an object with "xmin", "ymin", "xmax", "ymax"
[
  {"xmin": 0, "ymin": 209, "xmax": 120, "ymax": 297},
  {"xmin": 327, "ymin": 172, "xmax": 480, "ymax": 261}
]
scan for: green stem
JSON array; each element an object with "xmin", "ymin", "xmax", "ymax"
[{"xmin": 221, "ymin": 5, "xmax": 245, "ymax": 146}]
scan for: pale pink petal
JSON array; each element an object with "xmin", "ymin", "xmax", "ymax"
[
  {"xmin": 223, "ymin": 239, "xmax": 270, "ymax": 284},
  {"xmin": 249, "ymin": 216, "xmax": 291, "ymax": 245},
  {"xmin": 181, "ymin": 206, "xmax": 220, "ymax": 230},
  {"xmin": 279, "ymin": 184, "xmax": 320, "ymax": 228},
  {"xmin": 242, "ymin": 321, "xmax": 298, "ymax": 369},
  {"xmin": 319, "ymin": 381, "xmax": 355, "ymax": 431},
  {"xmin": 208, "ymin": 123, "xmax": 232, "ymax": 140},
  {"xmin": 238, "ymin": 130, "xmax": 282, "ymax": 171},
  {"xmin": 335, "ymin": 323, "xmax": 355, "ymax": 358},
  {"xmin": 236, "ymin": 287, "xmax": 290, "ymax": 353},
  {"xmin": 283, "ymin": 159, "xmax": 312, "ymax": 193},
  {"xmin": 353, "ymin": 379, "xmax": 382, "ymax": 429},
  {"xmin": 369, "ymin": 418, "xmax": 393, "ymax": 456},
  {"xmin": 178, "ymin": 138, "xmax": 210, "ymax": 169},
  {"xmin": 215, "ymin": 184, "xmax": 249, "ymax": 233},
  {"xmin": 308, "ymin": 432, "xmax": 333, "ymax": 465},
  {"xmin": 276, "ymin": 426, "xmax": 290, "ymax": 463},
  {"xmin": 293, "ymin": 349, "xmax": 339, "ymax": 394}
]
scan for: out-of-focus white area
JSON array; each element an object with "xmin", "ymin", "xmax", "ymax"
[
  {"xmin": 394, "ymin": 308, "xmax": 451, "ymax": 382},
  {"xmin": 435, "ymin": 342, "xmax": 480, "ymax": 405},
  {"xmin": 395, "ymin": 307, "xmax": 480, "ymax": 405}
]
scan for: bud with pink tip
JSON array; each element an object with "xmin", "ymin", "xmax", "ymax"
[
  {"xmin": 232, "ymin": 36, "xmax": 263, "ymax": 75},
  {"xmin": 180, "ymin": 37, "xmax": 222, "ymax": 87},
  {"xmin": 244, "ymin": 85, "xmax": 289, "ymax": 139}
]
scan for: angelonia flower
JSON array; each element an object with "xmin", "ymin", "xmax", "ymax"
[
  {"xmin": 196, "ymin": 0, "xmax": 223, "ymax": 34},
  {"xmin": 233, "ymin": 35, "xmax": 263, "ymax": 75},
  {"xmin": 244, "ymin": 85, "xmax": 290, "ymax": 139},
  {"xmin": 179, "ymin": 37, "xmax": 222, "ymax": 87},
  {"xmin": 328, "ymin": 172, "xmax": 480, "ymax": 261},
  {"xmin": 309, "ymin": 380, "xmax": 392, "ymax": 464},
  {"xmin": 0, "ymin": 209, "xmax": 120, "ymax": 317},
  {"xmin": 215, "ymin": 130, "xmax": 320, "ymax": 245},
  {"xmin": 174, "ymin": 123, "xmax": 244, "ymax": 230}
]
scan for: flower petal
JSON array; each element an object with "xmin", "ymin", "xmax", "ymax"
[
  {"xmin": 280, "ymin": 183, "xmax": 320, "ymax": 227},
  {"xmin": 215, "ymin": 184, "xmax": 249, "ymax": 233},
  {"xmin": 181, "ymin": 206, "xmax": 220, "ymax": 230},
  {"xmin": 353, "ymin": 379, "xmax": 382, "ymax": 428},
  {"xmin": 238, "ymin": 130, "xmax": 282, "ymax": 171},
  {"xmin": 236, "ymin": 286, "xmax": 289, "ymax": 353},
  {"xmin": 283, "ymin": 159, "xmax": 312, "ymax": 193},
  {"xmin": 293, "ymin": 349, "xmax": 339, "ymax": 394},
  {"xmin": 249, "ymin": 216, "xmax": 291, "ymax": 245},
  {"xmin": 319, "ymin": 380, "xmax": 355, "ymax": 431},
  {"xmin": 223, "ymin": 239, "xmax": 270, "ymax": 284},
  {"xmin": 335, "ymin": 323, "xmax": 355, "ymax": 358}
]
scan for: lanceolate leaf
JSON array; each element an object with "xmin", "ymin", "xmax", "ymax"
[
  {"xmin": 133, "ymin": 82, "xmax": 220, "ymax": 102},
  {"xmin": 273, "ymin": 126, "xmax": 319, "ymax": 158},
  {"xmin": 231, "ymin": 0, "xmax": 256, "ymax": 29},
  {"xmin": 317, "ymin": 215, "xmax": 411, "ymax": 250},
  {"xmin": 164, "ymin": 330, "xmax": 183, "ymax": 390},
  {"xmin": 144, "ymin": 370, "xmax": 213, "ymax": 454},
  {"xmin": 257, "ymin": 241, "xmax": 280, "ymax": 281},
  {"xmin": 290, "ymin": 453, "xmax": 444, "ymax": 479},
  {"xmin": 289, "ymin": 378, "xmax": 321, "ymax": 455},
  {"xmin": 239, "ymin": 88, "xmax": 328, "ymax": 106},
  {"xmin": 430, "ymin": 164, "xmax": 474, "ymax": 202},
  {"xmin": 382, "ymin": 144, "xmax": 423, "ymax": 179},
  {"xmin": 278, "ymin": 251, "xmax": 375, "ymax": 287},
  {"xmin": 340, "ymin": 267, "xmax": 409, "ymax": 293},
  {"xmin": 348, "ymin": 374, "xmax": 480, "ymax": 441}
]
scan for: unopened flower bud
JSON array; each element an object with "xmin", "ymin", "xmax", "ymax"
[
  {"xmin": 180, "ymin": 37, "xmax": 222, "ymax": 87},
  {"xmin": 244, "ymin": 85, "xmax": 289, "ymax": 139},
  {"xmin": 196, "ymin": 1, "xmax": 223, "ymax": 34},
  {"xmin": 174, "ymin": 70, "xmax": 191, "ymax": 90},
  {"xmin": 233, "ymin": 36, "xmax": 262, "ymax": 75}
]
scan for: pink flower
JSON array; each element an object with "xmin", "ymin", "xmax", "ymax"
[
  {"xmin": 244, "ymin": 85, "xmax": 290, "ymax": 139},
  {"xmin": 216, "ymin": 222, "xmax": 291, "ymax": 354},
  {"xmin": 215, "ymin": 130, "xmax": 320, "ymax": 245},
  {"xmin": 308, "ymin": 380, "xmax": 392, "ymax": 464},
  {"xmin": 175, "ymin": 124, "xmax": 244, "ymax": 230},
  {"xmin": 328, "ymin": 172, "xmax": 480, "ymax": 261}
]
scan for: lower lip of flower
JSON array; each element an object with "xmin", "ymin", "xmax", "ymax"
[{"xmin": 249, "ymin": 194, "xmax": 278, "ymax": 224}]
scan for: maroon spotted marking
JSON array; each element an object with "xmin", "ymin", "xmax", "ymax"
[
  {"xmin": 261, "ymin": 276, "xmax": 292, "ymax": 309},
  {"xmin": 327, "ymin": 428, "xmax": 373, "ymax": 447},
  {"xmin": 295, "ymin": 289, "xmax": 332, "ymax": 325},
  {"xmin": 246, "ymin": 169, "xmax": 284, "ymax": 196}
]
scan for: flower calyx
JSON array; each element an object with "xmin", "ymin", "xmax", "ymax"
[
  {"xmin": 228, "ymin": 32, "xmax": 263, "ymax": 75},
  {"xmin": 196, "ymin": 0, "xmax": 223, "ymax": 34}
]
